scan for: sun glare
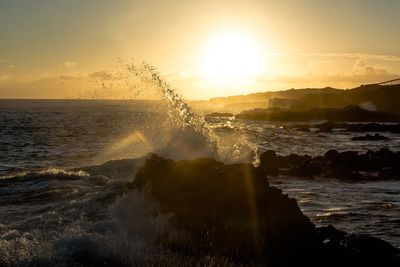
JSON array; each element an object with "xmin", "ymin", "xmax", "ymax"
[{"xmin": 200, "ymin": 31, "xmax": 265, "ymax": 89}]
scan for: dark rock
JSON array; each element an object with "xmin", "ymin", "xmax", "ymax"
[
  {"xmin": 325, "ymin": 149, "xmax": 340, "ymax": 162},
  {"xmin": 262, "ymin": 147, "xmax": 400, "ymax": 180},
  {"xmin": 259, "ymin": 150, "xmax": 279, "ymax": 175},
  {"xmin": 317, "ymin": 120, "xmax": 336, "ymax": 132},
  {"xmin": 128, "ymin": 155, "xmax": 400, "ymax": 266},
  {"xmin": 317, "ymin": 225, "xmax": 400, "ymax": 267},
  {"xmin": 294, "ymin": 124, "xmax": 311, "ymax": 131},
  {"xmin": 378, "ymin": 167, "xmax": 400, "ymax": 179},
  {"xmin": 236, "ymin": 105, "xmax": 400, "ymax": 122},
  {"xmin": 128, "ymin": 154, "xmax": 317, "ymax": 264},
  {"xmin": 291, "ymin": 158, "xmax": 324, "ymax": 177}
]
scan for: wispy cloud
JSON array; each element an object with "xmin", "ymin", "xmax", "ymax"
[
  {"xmin": 90, "ymin": 71, "xmax": 116, "ymax": 80},
  {"xmin": 64, "ymin": 61, "xmax": 77, "ymax": 68},
  {"xmin": 299, "ymin": 53, "xmax": 400, "ymax": 62},
  {"xmin": 0, "ymin": 59, "xmax": 6, "ymax": 64}
]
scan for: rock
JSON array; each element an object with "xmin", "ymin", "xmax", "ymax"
[
  {"xmin": 128, "ymin": 154, "xmax": 400, "ymax": 265},
  {"xmin": 351, "ymin": 133, "xmax": 390, "ymax": 141},
  {"xmin": 294, "ymin": 124, "xmax": 311, "ymax": 132},
  {"xmin": 317, "ymin": 120, "xmax": 335, "ymax": 132},
  {"xmin": 128, "ymin": 154, "xmax": 318, "ymax": 264},
  {"xmin": 317, "ymin": 226, "xmax": 400, "ymax": 266},
  {"xmin": 259, "ymin": 150, "xmax": 279, "ymax": 175},
  {"xmin": 378, "ymin": 167, "xmax": 400, "ymax": 179},
  {"xmin": 291, "ymin": 158, "xmax": 324, "ymax": 177},
  {"xmin": 325, "ymin": 149, "xmax": 340, "ymax": 162},
  {"xmin": 261, "ymin": 147, "xmax": 400, "ymax": 180}
]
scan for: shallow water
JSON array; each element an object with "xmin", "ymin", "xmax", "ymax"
[
  {"xmin": 1, "ymin": 100, "xmax": 399, "ymax": 265},
  {"xmin": 269, "ymin": 177, "xmax": 400, "ymax": 247}
]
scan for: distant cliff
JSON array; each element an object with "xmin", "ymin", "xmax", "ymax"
[
  {"xmin": 235, "ymin": 105, "xmax": 400, "ymax": 122},
  {"xmin": 194, "ymin": 84, "xmax": 400, "ymax": 115}
]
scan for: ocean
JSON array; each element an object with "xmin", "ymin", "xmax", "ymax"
[{"xmin": 0, "ymin": 99, "xmax": 399, "ymax": 265}]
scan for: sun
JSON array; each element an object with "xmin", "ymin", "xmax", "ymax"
[{"xmin": 200, "ymin": 31, "xmax": 265, "ymax": 88}]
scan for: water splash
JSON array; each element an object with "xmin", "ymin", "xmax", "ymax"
[
  {"xmin": 94, "ymin": 60, "xmax": 259, "ymax": 164},
  {"xmin": 125, "ymin": 62, "xmax": 259, "ymax": 164}
]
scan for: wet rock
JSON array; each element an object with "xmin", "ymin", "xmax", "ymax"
[
  {"xmin": 317, "ymin": 225, "xmax": 400, "ymax": 267},
  {"xmin": 290, "ymin": 158, "xmax": 324, "ymax": 177},
  {"xmin": 128, "ymin": 154, "xmax": 316, "ymax": 264},
  {"xmin": 259, "ymin": 150, "xmax": 279, "ymax": 175},
  {"xmin": 324, "ymin": 149, "xmax": 340, "ymax": 162},
  {"xmin": 317, "ymin": 120, "xmax": 335, "ymax": 132},
  {"xmin": 378, "ymin": 167, "xmax": 400, "ymax": 179},
  {"xmin": 128, "ymin": 155, "xmax": 400, "ymax": 266},
  {"xmin": 294, "ymin": 124, "xmax": 311, "ymax": 132},
  {"xmin": 265, "ymin": 148, "xmax": 400, "ymax": 180},
  {"xmin": 351, "ymin": 133, "xmax": 390, "ymax": 141}
]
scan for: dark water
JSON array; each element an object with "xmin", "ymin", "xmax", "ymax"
[{"xmin": 0, "ymin": 100, "xmax": 399, "ymax": 265}]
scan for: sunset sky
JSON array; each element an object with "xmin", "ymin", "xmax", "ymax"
[{"xmin": 1, "ymin": 0, "xmax": 400, "ymax": 99}]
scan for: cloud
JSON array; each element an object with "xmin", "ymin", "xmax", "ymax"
[
  {"xmin": 299, "ymin": 53, "xmax": 400, "ymax": 62},
  {"xmin": 90, "ymin": 70, "xmax": 116, "ymax": 80},
  {"xmin": 59, "ymin": 74, "xmax": 86, "ymax": 81},
  {"xmin": 353, "ymin": 59, "xmax": 388, "ymax": 76},
  {"xmin": 0, "ymin": 59, "xmax": 6, "ymax": 63},
  {"xmin": 64, "ymin": 61, "xmax": 77, "ymax": 68},
  {"xmin": 8, "ymin": 65, "xmax": 15, "ymax": 69}
]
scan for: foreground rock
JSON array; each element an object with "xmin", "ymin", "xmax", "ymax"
[
  {"xmin": 128, "ymin": 154, "xmax": 399, "ymax": 266},
  {"xmin": 259, "ymin": 148, "xmax": 400, "ymax": 180}
]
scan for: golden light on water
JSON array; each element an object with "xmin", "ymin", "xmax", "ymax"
[{"xmin": 110, "ymin": 131, "xmax": 150, "ymax": 152}]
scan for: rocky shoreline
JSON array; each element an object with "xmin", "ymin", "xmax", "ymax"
[
  {"xmin": 127, "ymin": 154, "xmax": 400, "ymax": 266},
  {"xmin": 259, "ymin": 148, "xmax": 400, "ymax": 180}
]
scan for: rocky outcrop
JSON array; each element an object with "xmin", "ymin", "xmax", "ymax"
[
  {"xmin": 236, "ymin": 105, "xmax": 399, "ymax": 122},
  {"xmin": 259, "ymin": 148, "xmax": 400, "ymax": 180},
  {"xmin": 128, "ymin": 154, "xmax": 400, "ymax": 266}
]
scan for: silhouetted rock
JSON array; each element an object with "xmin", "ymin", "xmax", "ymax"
[
  {"xmin": 128, "ymin": 154, "xmax": 316, "ymax": 264},
  {"xmin": 259, "ymin": 150, "xmax": 279, "ymax": 175},
  {"xmin": 317, "ymin": 120, "xmax": 336, "ymax": 132},
  {"xmin": 128, "ymin": 155, "xmax": 400, "ymax": 266},
  {"xmin": 294, "ymin": 124, "xmax": 311, "ymax": 131},
  {"xmin": 317, "ymin": 225, "xmax": 400, "ymax": 267},
  {"xmin": 351, "ymin": 133, "xmax": 390, "ymax": 141},
  {"xmin": 325, "ymin": 149, "xmax": 340, "ymax": 161},
  {"xmin": 236, "ymin": 105, "xmax": 399, "ymax": 122},
  {"xmin": 260, "ymin": 148, "xmax": 400, "ymax": 180}
]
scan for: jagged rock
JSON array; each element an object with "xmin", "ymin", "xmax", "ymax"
[
  {"xmin": 128, "ymin": 154, "xmax": 316, "ymax": 263},
  {"xmin": 325, "ymin": 149, "xmax": 340, "ymax": 162},
  {"xmin": 259, "ymin": 150, "xmax": 279, "ymax": 175},
  {"xmin": 127, "ymin": 154, "xmax": 400, "ymax": 266},
  {"xmin": 259, "ymin": 148, "xmax": 400, "ymax": 180}
]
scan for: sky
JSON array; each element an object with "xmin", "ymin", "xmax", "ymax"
[{"xmin": 1, "ymin": 0, "xmax": 400, "ymax": 99}]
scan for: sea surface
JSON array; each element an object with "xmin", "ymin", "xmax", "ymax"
[{"xmin": 1, "ymin": 99, "xmax": 399, "ymax": 265}]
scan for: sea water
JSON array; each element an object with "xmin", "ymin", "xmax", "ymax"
[{"xmin": 1, "ymin": 98, "xmax": 400, "ymax": 265}]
